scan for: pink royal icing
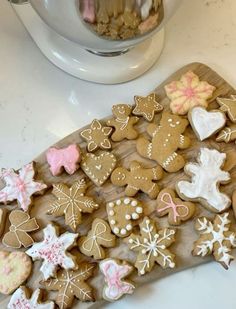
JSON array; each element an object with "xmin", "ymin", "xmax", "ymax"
[
  {"xmin": 0, "ymin": 162, "xmax": 47, "ymax": 212},
  {"xmin": 81, "ymin": 0, "xmax": 96, "ymax": 23},
  {"xmin": 46, "ymin": 144, "xmax": 81, "ymax": 176}
]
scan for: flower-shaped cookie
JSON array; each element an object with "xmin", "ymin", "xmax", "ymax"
[
  {"xmin": 0, "ymin": 162, "xmax": 47, "ymax": 212},
  {"xmin": 26, "ymin": 223, "xmax": 78, "ymax": 280},
  {"xmin": 165, "ymin": 71, "xmax": 216, "ymax": 115},
  {"xmin": 125, "ymin": 217, "xmax": 176, "ymax": 275},
  {"xmin": 80, "ymin": 119, "xmax": 112, "ymax": 152},
  {"xmin": 3, "ymin": 210, "xmax": 39, "ymax": 248},
  {"xmin": 47, "ymin": 179, "xmax": 99, "ymax": 232}
]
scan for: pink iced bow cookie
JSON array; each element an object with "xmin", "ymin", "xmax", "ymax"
[
  {"xmin": 0, "ymin": 162, "xmax": 47, "ymax": 212},
  {"xmin": 165, "ymin": 71, "xmax": 216, "ymax": 115},
  {"xmin": 100, "ymin": 259, "xmax": 135, "ymax": 302},
  {"xmin": 46, "ymin": 144, "xmax": 81, "ymax": 176}
]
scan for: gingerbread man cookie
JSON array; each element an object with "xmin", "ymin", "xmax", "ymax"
[
  {"xmin": 42, "ymin": 263, "xmax": 95, "ymax": 309},
  {"xmin": 133, "ymin": 93, "xmax": 163, "ymax": 122},
  {"xmin": 8, "ymin": 287, "xmax": 55, "ymax": 309},
  {"xmin": 46, "ymin": 144, "xmax": 81, "ymax": 176},
  {"xmin": 107, "ymin": 197, "xmax": 143, "ymax": 238},
  {"xmin": 217, "ymin": 95, "xmax": 236, "ymax": 122},
  {"xmin": 0, "ymin": 162, "xmax": 47, "ymax": 212},
  {"xmin": 47, "ymin": 179, "xmax": 99, "ymax": 232},
  {"xmin": 78, "ymin": 218, "xmax": 116, "ymax": 259},
  {"xmin": 26, "ymin": 223, "xmax": 78, "ymax": 280},
  {"xmin": 3, "ymin": 210, "xmax": 39, "ymax": 248},
  {"xmin": 111, "ymin": 161, "xmax": 163, "ymax": 199},
  {"xmin": 165, "ymin": 71, "xmax": 216, "ymax": 115},
  {"xmin": 106, "ymin": 104, "xmax": 139, "ymax": 142},
  {"xmin": 100, "ymin": 258, "xmax": 135, "ymax": 301},
  {"xmin": 193, "ymin": 213, "xmax": 236, "ymax": 269},
  {"xmin": 0, "ymin": 251, "xmax": 32, "ymax": 295},
  {"xmin": 137, "ymin": 112, "xmax": 190, "ymax": 172},
  {"xmin": 125, "ymin": 217, "xmax": 176, "ymax": 275},
  {"xmin": 176, "ymin": 148, "xmax": 231, "ymax": 213},
  {"xmin": 157, "ymin": 188, "xmax": 195, "ymax": 225},
  {"xmin": 80, "ymin": 119, "xmax": 112, "ymax": 152}
]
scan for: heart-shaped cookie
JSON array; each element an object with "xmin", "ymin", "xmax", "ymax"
[
  {"xmin": 0, "ymin": 251, "xmax": 32, "ymax": 294},
  {"xmin": 81, "ymin": 152, "xmax": 117, "ymax": 186},
  {"xmin": 188, "ymin": 106, "xmax": 226, "ymax": 141},
  {"xmin": 107, "ymin": 197, "xmax": 143, "ymax": 238}
]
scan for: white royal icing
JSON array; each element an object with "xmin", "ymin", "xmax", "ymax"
[
  {"xmin": 177, "ymin": 148, "xmax": 231, "ymax": 212},
  {"xmin": 189, "ymin": 106, "xmax": 226, "ymax": 141}
]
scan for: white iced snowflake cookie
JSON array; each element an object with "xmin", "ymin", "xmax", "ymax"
[
  {"xmin": 176, "ymin": 148, "xmax": 231, "ymax": 213},
  {"xmin": 26, "ymin": 223, "xmax": 78, "ymax": 280},
  {"xmin": 100, "ymin": 258, "xmax": 135, "ymax": 301},
  {"xmin": 8, "ymin": 287, "xmax": 55, "ymax": 309},
  {"xmin": 193, "ymin": 213, "xmax": 236, "ymax": 269},
  {"xmin": 188, "ymin": 106, "xmax": 226, "ymax": 141},
  {"xmin": 106, "ymin": 197, "xmax": 143, "ymax": 238},
  {"xmin": 125, "ymin": 217, "xmax": 176, "ymax": 275},
  {"xmin": 0, "ymin": 162, "xmax": 47, "ymax": 212}
]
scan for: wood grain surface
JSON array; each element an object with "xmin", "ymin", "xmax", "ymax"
[{"xmin": 1, "ymin": 62, "xmax": 236, "ymax": 308}]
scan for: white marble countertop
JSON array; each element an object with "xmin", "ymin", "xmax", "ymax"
[{"xmin": 1, "ymin": 0, "xmax": 236, "ymax": 308}]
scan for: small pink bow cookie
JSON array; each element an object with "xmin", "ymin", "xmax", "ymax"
[
  {"xmin": 46, "ymin": 144, "xmax": 81, "ymax": 176},
  {"xmin": 100, "ymin": 259, "xmax": 135, "ymax": 301}
]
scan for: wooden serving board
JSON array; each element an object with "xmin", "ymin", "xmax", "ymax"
[{"xmin": 1, "ymin": 62, "xmax": 236, "ymax": 309}]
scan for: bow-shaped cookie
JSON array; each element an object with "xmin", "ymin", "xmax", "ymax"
[
  {"xmin": 46, "ymin": 144, "xmax": 81, "ymax": 176},
  {"xmin": 100, "ymin": 259, "xmax": 135, "ymax": 301}
]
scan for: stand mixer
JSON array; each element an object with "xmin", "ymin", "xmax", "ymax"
[{"xmin": 10, "ymin": 0, "xmax": 182, "ymax": 84}]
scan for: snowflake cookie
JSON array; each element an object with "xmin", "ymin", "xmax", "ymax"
[
  {"xmin": 111, "ymin": 161, "xmax": 163, "ymax": 199},
  {"xmin": 26, "ymin": 223, "xmax": 78, "ymax": 280},
  {"xmin": 0, "ymin": 162, "xmax": 47, "ymax": 212},
  {"xmin": 42, "ymin": 263, "xmax": 95, "ymax": 309},
  {"xmin": 78, "ymin": 218, "xmax": 116, "ymax": 259},
  {"xmin": 8, "ymin": 287, "xmax": 55, "ymax": 309},
  {"xmin": 106, "ymin": 104, "xmax": 139, "ymax": 142},
  {"xmin": 46, "ymin": 144, "xmax": 81, "ymax": 176},
  {"xmin": 133, "ymin": 93, "xmax": 163, "ymax": 122},
  {"xmin": 100, "ymin": 258, "xmax": 135, "ymax": 301},
  {"xmin": 176, "ymin": 148, "xmax": 231, "ymax": 213},
  {"xmin": 107, "ymin": 197, "xmax": 143, "ymax": 238},
  {"xmin": 193, "ymin": 213, "xmax": 236, "ymax": 269},
  {"xmin": 80, "ymin": 119, "xmax": 112, "ymax": 152},
  {"xmin": 47, "ymin": 179, "xmax": 99, "ymax": 232},
  {"xmin": 3, "ymin": 210, "xmax": 39, "ymax": 248},
  {"xmin": 125, "ymin": 217, "xmax": 176, "ymax": 275},
  {"xmin": 165, "ymin": 71, "xmax": 216, "ymax": 115}
]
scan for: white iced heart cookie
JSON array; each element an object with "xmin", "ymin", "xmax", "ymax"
[
  {"xmin": 176, "ymin": 148, "xmax": 231, "ymax": 213},
  {"xmin": 81, "ymin": 152, "xmax": 117, "ymax": 186},
  {"xmin": 107, "ymin": 197, "xmax": 143, "ymax": 238},
  {"xmin": 0, "ymin": 251, "xmax": 32, "ymax": 295},
  {"xmin": 188, "ymin": 106, "xmax": 226, "ymax": 141}
]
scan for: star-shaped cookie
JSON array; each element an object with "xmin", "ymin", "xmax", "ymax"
[
  {"xmin": 133, "ymin": 93, "xmax": 163, "ymax": 121},
  {"xmin": 42, "ymin": 263, "xmax": 95, "ymax": 309},
  {"xmin": 0, "ymin": 162, "xmax": 47, "ymax": 212},
  {"xmin": 217, "ymin": 95, "xmax": 236, "ymax": 123},
  {"xmin": 47, "ymin": 179, "xmax": 99, "ymax": 232},
  {"xmin": 26, "ymin": 223, "xmax": 78, "ymax": 280},
  {"xmin": 80, "ymin": 119, "xmax": 112, "ymax": 152}
]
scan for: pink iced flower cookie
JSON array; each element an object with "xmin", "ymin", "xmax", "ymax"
[
  {"xmin": 165, "ymin": 71, "xmax": 216, "ymax": 115},
  {"xmin": 46, "ymin": 144, "xmax": 81, "ymax": 176},
  {"xmin": 0, "ymin": 162, "xmax": 47, "ymax": 212}
]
